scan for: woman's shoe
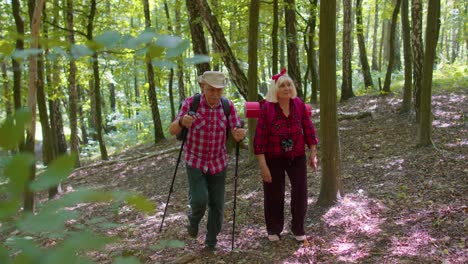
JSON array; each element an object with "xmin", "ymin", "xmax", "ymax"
[
  {"xmin": 294, "ymin": 235, "xmax": 306, "ymax": 241},
  {"xmin": 268, "ymin": 234, "xmax": 280, "ymax": 241}
]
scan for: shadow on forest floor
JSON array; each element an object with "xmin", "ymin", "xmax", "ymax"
[{"xmin": 49, "ymin": 91, "xmax": 466, "ymax": 263}]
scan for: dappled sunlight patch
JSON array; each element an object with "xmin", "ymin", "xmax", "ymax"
[
  {"xmin": 328, "ymin": 235, "xmax": 373, "ymax": 262},
  {"xmin": 323, "ymin": 193, "xmax": 386, "ymax": 236},
  {"xmin": 390, "ymin": 230, "xmax": 435, "ymax": 257}
]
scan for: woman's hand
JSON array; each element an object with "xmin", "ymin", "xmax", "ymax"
[
  {"xmin": 260, "ymin": 163, "xmax": 272, "ymax": 183},
  {"xmin": 308, "ymin": 147, "xmax": 318, "ymax": 173}
]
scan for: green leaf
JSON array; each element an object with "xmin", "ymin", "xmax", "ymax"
[
  {"xmin": 155, "ymin": 35, "xmax": 183, "ymax": 49},
  {"xmin": 147, "ymin": 44, "xmax": 164, "ymax": 59},
  {"xmin": 30, "ymin": 154, "xmax": 76, "ymax": 192},
  {"xmin": 152, "ymin": 60, "xmax": 177, "ymax": 69},
  {"xmin": 0, "ymin": 40, "xmax": 15, "ymax": 55},
  {"xmin": 126, "ymin": 194, "xmax": 155, "ymax": 214},
  {"xmin": 61, "ymin": 231, "xmax": 115, "ymax": 251},
  {"xmin": 113, "ymin": 257, "xmax": 141, "ymax": 264},
  {"xmin": 0, "ymin": 245, "xmax": 11, "ymax": 264},
  {"xmin": 0, "ymin": 199, "xmax": 21, "ymax": 219},
  {"xmin": 166, "ymin": 39, "xmax": 189, "ymax": 58},
  {"xmin": 0, "ymin": 110, "xmax": 31, "ymax": 150},
  {"xmin": 71, "ymin": 44, "xmax": 94, "ymax": 59},
  {"xmin": 4, "ymin": 153, "xmax": 35, "ymax": 195},
  {"xmin": 11, "ymin": 48, "xmax": 43, "ymax": 60},
  {"xmin": 127, "ymin": 30, "xmax": 157, "ymax": 49},
  {"xmin": 94, "ymin": 30, "xmax": 121, "ymax": 49},
  {"xmin": 184, "ymin": 55, "xmax": 211, "ymax": 65},
  {"xmin": 17, "ymin": 210, "xmax": 78, "ymax": 233},
  {"xmin": 150, "ymin": 240, "xmax": 185, "ymax": 250}
]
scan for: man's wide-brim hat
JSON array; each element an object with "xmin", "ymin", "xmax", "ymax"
[{"xmin": 197, "ymin": 71, "xmax": 229, "ymax": 88}]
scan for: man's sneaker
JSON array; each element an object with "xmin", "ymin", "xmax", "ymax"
[
  {"xmin": 186, "ymin": 224, "xmax": 198, "ymax": 238},
  {"xmin": 204, "ymin": 245, "xmax": 216, "ymax": 252},
  {"xmin": 268, "ymin": 234, "xmax": 280, "ymax": 241},
  {"xmin": 294, "ymin": 235, "xmax": 306, "ymax": 241}
]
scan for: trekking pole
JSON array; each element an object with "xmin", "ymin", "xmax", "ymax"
[
  {"xmin": 159, "ymin": 112, "xmax": 194, "ymax": 232},
  {"xmin": 231, "ymin": 120, "xmax": 244, "ymax": 250}
]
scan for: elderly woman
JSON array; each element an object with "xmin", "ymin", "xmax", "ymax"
[{"xmin": 253, "ymin": 69, "xmax": 318, "ymax": 242}]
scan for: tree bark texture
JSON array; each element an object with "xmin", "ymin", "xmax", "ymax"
[
  {"xmin": 383, "ymin": 0, "xmax": 402, "ymax": 94},
  {"xmin": 411, "ymin": 0, "xmax": 424, "ymax": 122},
  {"xmin": 284, "ymin": 0, "xmax": 303, "ymax": 99},
  {"xmin": 272, "ymin": 0, "xmax": 279, "ymax": 74},
  {"xmin": 341, "ymin": 0, "xmax": 355, "ymax": 102},
  {"xmin": 318, "ymin": 0, "xmax": 343, "ymax": 207},
  {"xmin": 68, "ymin": 0, "xmax": 81, "ymax": 166},
  {"xmin": 308, "ymin": 0, "xmax": 319, "ymax": 104},
  {"xmin": 12, "ymin": 0, "xmax": 24, "ymax": 112},
  {"xmin": 143, "ymin": 0, "xmax": 166, "ymax": 144},
  {"xmin": 23, "ymin": 0, "xmax": 45, "ymax": 212},
  {"xmin": 400, "ymin": 0, "xmax": 413, "ymax": 114},
  {"xmin": 185, "ymin": 0, "xmax": 210, "ymax": 76},
  {"xmin": 356, "ymin": 0, "xmax": 374, "ymax": 90},
  {"xmin": 371, "ymin": 1, "xmax": 380, "ymax": 71},
  {"xmin": 247, "ymin": 0, "xmax": 260, "ymax": 155},
  {"xmin": 418, "ymin": 0, "xmax": 441, "ymax": 146}
]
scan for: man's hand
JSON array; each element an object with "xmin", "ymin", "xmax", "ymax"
[
  {"xmin": 179, "ymin": 114, "xmax": 195, "ymax": 128},
  {"xmin": 232, "ymin": 127, "xmax": 246, "ymax": 142}
]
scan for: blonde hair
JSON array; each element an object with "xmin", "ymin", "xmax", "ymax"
[{"xmin": 265, "ymin": 74, "xmax": 297, "ymax": 103}]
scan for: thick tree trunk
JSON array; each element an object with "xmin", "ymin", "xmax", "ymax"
[
  {"xmin": 356, "ymin": 0, "xmax": 374, "ymax": 90},
  {"xmin": 284, "ymin": 0, "xmax": 303, "ymax": 99},
  {"xmin": 143, "ymin": 0, "xmax": 165, "ymax": 144},
  {"xmin": 383, "ymin": 0, "xmax": 402, "ymax": 94},
  {"xmin": 12, "ymin": 0, "xmax": 24, "ymax": 113},
  {"xmin": 185, "ymin": 0, "xmax": 210, "ymax": 76},
  {"xmin": 341, "ymin": 0, "xmax": 355, "ymax": 102},
  {"xmin": 67, "ymin": 0, "xmax": 81, "ymax": 166},
  {"xmin": 418, "ymin": 0, "xmax": 441, "ymax": 146},
  {"xmin": 23, "ymin": 0, "xmax": 45, "ymax": 212},
  {"xmin": 247, "ymin": 0, "xmax": 260, "ymax": 155},
  {"xmin": 400, "ymin": 0, "xmax": 413, "ymax": 114},
  {"xmin": 317, "ymin": 0, "xmax": 343, "ymax": 207},
  {"xmin": 411, "ymin": 0, "xmax": 424, "ymax": 123}
]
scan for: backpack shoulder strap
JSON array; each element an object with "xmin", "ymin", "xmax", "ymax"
[
  {"xmin": 220, "ymin": 96, "xmax": 231, "ymax": 118},
  {"xmin": 190, "ymin": 93, "xmax": 202, "ymax": 113}
]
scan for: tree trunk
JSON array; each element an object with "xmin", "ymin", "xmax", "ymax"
[
  {"xmin": 164, "ymin": 1, "xmax": 176, "ymax": 120},
  {"xmin": 371, "ymin": 1, "xmax": 380, "ymax": 71},
  {"xmin": 356, "ymin": 0, "xmax": 374, "ymax": 90},
  {"xmin": 418, "ymin": 0, "xmax": 441, "ymax": 146},
  {"xmin": 284, "ymin": 0, "xmax": 303, "ymax": 99},
  {"xmin": 247, "ymin": 0, "xmax": 260, "ymax": 155},
  {"xmin": 67, "ymin": 0, "xmax": 81, "ymax": 166},
  {"xmin": 185, "ymin": 0, "xmax": 210, "ymax": 76},
  {"xmin": 23, "ymin": 0, "xmax": 45, "ymax": 212},
  {"xmin": 341, "ymin": 0, "xmax": 355, "ymax": 102},
  {"xmin": 400, "ymin": 0, "xmax": 413, "ymax": 114},
  {"xmin": 308, "ymin": 0, "xmax": 319, "ymax": 104},
  {"xmin": 77, "ymin": 84, "xmax": 88, "ymax": 145},
  {"xmin": 411, "ymin": 0, "xmax": 424, "ymax": 123},
  {"xmin": 175, "ymin": 0, "xmax": 185, "ymax": 101},
  {"xmin": 1, "ymin": 59, "xmax": 11, "ymax": 117},
  {"xmin": 272, "ymin": 0, "xmax": 279, "ymax": 74},
  {"xmin": 12, "ymin": 0, "xmax": 24, "ymax": 113},
  {"xmin": 143, "ymin": 0, "xmax": 166, "ymax": 144},
  {"xmin": 383, "ymin": 0, "xmax": 402, "ymax": 94},
  {"xmin": 195, "ymin": 0, "xmax": 252, "ymax": 99},
  {"xmin": 87, "ymin": 0, "xmax": 109, "ymax": 159},
  {"xmin": 317, "ymin": 0, "xmax": 343, "ymax": 207}
]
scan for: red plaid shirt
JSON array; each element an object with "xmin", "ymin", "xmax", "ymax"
[
  {"xmin": 175, "ymin": 94, "xmax": 241, "ymax": 174},
  {"xmin": 253, "ymin": 99, "xmax": 318, "ymax": 159}
]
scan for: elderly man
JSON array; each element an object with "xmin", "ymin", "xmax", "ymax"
[{"xmin": 169, "ymin": 71, "xmax": 246, "ymax": 251}]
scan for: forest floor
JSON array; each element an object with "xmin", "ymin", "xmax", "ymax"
[{"xmin": 54, "ymin": 91, "xmax": 466, "ymax": 263}]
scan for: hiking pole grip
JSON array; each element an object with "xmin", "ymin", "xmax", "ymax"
[{"xmin": 232, "ymin": 120, "xmax": 244, "ymax": 250}]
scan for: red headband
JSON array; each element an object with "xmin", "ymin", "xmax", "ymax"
[{"xmin": 272, "ymin": 68, "xmax": 287, "ymax": 83}]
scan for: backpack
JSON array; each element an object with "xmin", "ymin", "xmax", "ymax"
[{"xmin": 176, "ymin": 93, "xmax": 231, "ymax": 141}]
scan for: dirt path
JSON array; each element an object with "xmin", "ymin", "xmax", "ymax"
[{"xmin": 63, "ymin": 92, "xmax": 467, "ymax": 263}]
